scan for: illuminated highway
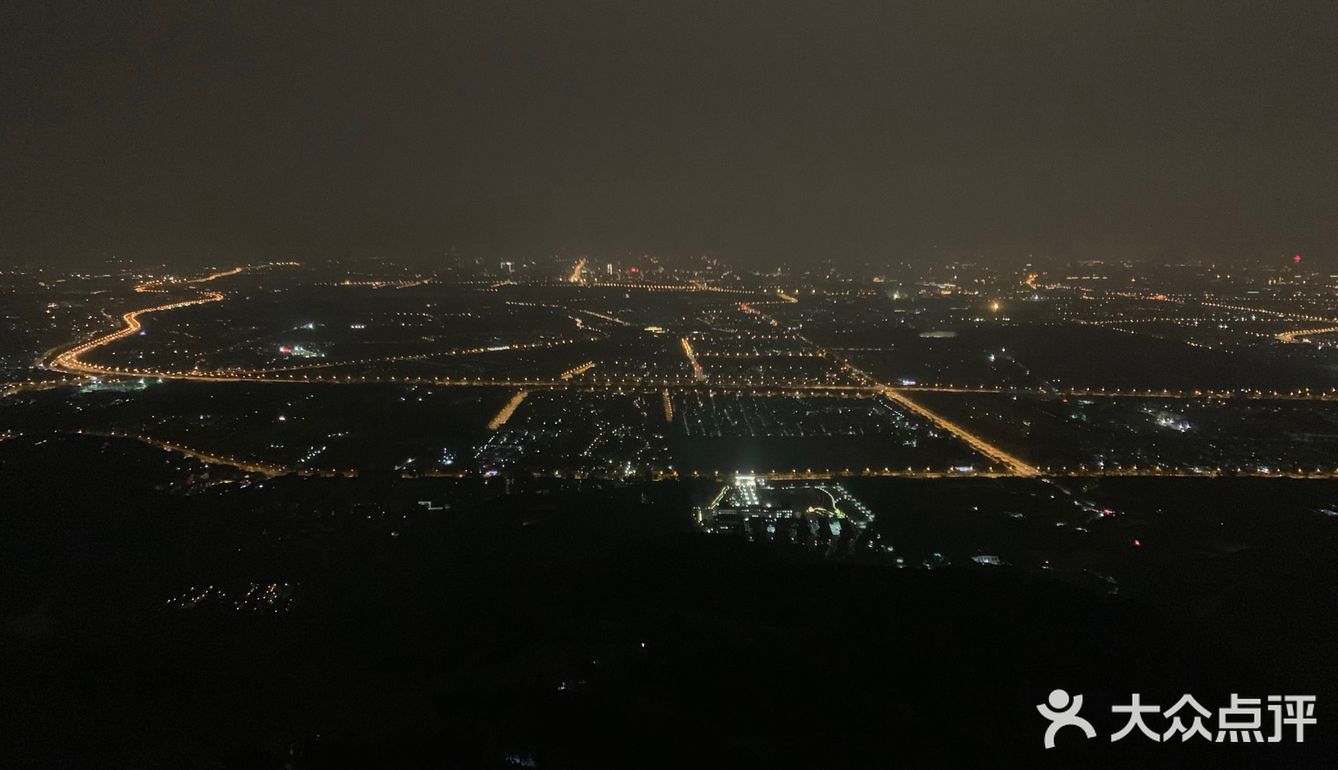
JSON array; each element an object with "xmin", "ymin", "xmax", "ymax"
[
  {"xmin": 488, "ymin": 390, "xmax": 529, "ymax": 429},
  {"xmin": 880, "ymin": 388, "xmax": 1040, "ymax": 476},
  {"xmin": 1277, "ymin": 325, "xmax": 1338, "ymax": 344},
  {"xmin": 567, "ymin": 258, "xmax": 587, "ymax": 283},
  {"xmin": 48, "ymin": 290, "xmax": 229, "ymax": 377},
  {"xmin": 680, "ymin": 337, "xmax": 704, "ymax": 380},
  {"xmin": 559, "ymin": 361, "xmax": 597, "ymax": 380},
  {"xmin": 41, "ymin": 428, "xmax": 1338, "ymax": 483},
  {"xmin": 73, "ymin": 430, "xmax": 354, "ymax": 477},
  {"xmin": 2, "ymin": 377, "xmax": 83, "ymax": 398}
]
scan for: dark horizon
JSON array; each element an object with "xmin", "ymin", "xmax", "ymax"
[{"xmin": 3, "ymin": 1, "xmax": 1337, "ymax": 268}]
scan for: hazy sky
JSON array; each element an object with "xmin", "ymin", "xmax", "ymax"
[{"xmin": 2, "ymin": 1, "xmax": 1336, "ymax": 267}]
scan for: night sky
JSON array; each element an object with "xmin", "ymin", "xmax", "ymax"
[{"xmin": 2, "ymin": 1, "xmax": 1336, "ymax": 266}]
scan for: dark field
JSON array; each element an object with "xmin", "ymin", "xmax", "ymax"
[{"xmin": 2, "ymin": 436, "xmax": 1334, "ymax": 768}]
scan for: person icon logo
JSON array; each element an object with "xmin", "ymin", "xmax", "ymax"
[{"xmin": 1037, "ymin": 689, "xmax": 1097, "ymax": 749}]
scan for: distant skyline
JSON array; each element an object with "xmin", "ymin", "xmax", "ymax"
[{"xmin": 2, "ymin": 1, "xmax": 1336, "ymax": 267}]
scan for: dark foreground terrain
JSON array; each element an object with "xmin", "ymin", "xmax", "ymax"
[{"xmin": 2, "ymin": 436, "xmax": 1334, "ymax": 768}]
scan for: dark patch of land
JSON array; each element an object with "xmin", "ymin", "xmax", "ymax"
[{"xmin": 1, "ymin": 436, "xmax": 1334, "ymax": 768}]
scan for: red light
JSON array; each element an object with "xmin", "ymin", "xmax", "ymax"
[
  {"xmin": 629, "ymin": 266, "xmax": 639, "ymax": 273},
  {"xmin": 1132, "ymin": 538, "xmax": 1142, "ymax": 547},
  {"xmin": 1294, "ymin": 254, "xmax": 1302, "ymax": 264}
]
